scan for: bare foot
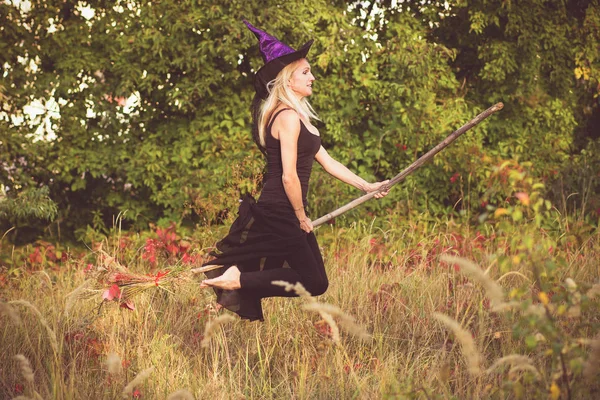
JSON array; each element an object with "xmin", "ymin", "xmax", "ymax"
[{"xmin": 200, "ymin": 266, "xmax": 241, "ymax": 290}]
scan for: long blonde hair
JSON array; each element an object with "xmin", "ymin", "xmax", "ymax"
[{"xmin": 257, "ymin": 59, "xmax": 319, "ymax": 148}]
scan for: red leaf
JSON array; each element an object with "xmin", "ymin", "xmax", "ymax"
[
  {"xmin": 166, "ymin": 244, "xmax": 179, "ymax": 256},
  {"xmin": 179, "ymin": 240, "xmax": 191, "ymax": 252},
  {"xmin": 153, "ymin": 270, "xmax": 169, "ymax": 286},
  {"xmin": 28, "ymin": 247, "xmax": 43, "ymax": 264},
  {"xmin": 515, "ymin": 192, "xmax": 530, "ymax": 206},
  {"xmin": 102, "ymin": 284, "xmax": 121, "ymax": 301},
  {"xmin": 120, "ymin": 301, "xmax": 135, "ymax": 311}
]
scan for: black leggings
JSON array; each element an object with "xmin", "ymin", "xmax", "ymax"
[{"xmin": 238, "ymin": 232, "xmax": 328, "ymax": 298}]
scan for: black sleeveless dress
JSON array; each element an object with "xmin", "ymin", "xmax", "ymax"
[
  {"xmin": 202, "ymin": 108, "xmax": 321, "ymax": 320},
  {"xmin": 259, "ymin": 109, "xmax": 320, "ymax": 210}
]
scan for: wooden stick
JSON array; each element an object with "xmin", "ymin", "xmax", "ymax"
[
  {"xmin": 190, "ymin": 264, "xmax": 223, "ymax": 274},
  {"xmin": 312, "ymin": 102, "xmax": 504, "ymax": 228}
]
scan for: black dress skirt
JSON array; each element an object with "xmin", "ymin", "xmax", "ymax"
[{"xmin": 202, "ymin": 108, "xmax": 322, "ymax": 321}]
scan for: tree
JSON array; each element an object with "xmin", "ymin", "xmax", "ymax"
[{"xmin": 2, "ymin": 1, "xmax": 595, "ymax": 242}]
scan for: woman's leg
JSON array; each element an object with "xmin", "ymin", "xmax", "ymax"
[{"xmin": 239, "ymin": 232, "xmax": 328, "ymax": 298}]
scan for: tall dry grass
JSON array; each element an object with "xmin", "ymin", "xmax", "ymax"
[{"xmin": 1, "ymin": 218, "xmax": 599, "ymax": 399}]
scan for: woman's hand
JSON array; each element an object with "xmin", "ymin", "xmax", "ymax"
[
  {"xmin": 299, "ymin": 216, "xmax": 313, "ymax": 233},
  {"xmin": 364, "ymin": 180, "xmax": 390, "ymax": 199},
  {"xmin": 295, "ymin": 209, "xmax": 313, "ymax": 233}
]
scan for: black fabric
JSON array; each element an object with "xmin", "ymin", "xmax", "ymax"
[
  {"xmin": 205, "ymin": 227, "xmax": 328, "ymax": 321},
  {"xmin": 260, "ymin": 108, "xmax": 321, "ymax": 211},
  {"xmin": 202, "ymin": 109, "xmax": 323, "ymax": 321},
  {"xmin": 239, "ymin": 232, "xmax": 327, "ymax": 297}
]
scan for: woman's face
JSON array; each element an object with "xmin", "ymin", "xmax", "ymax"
[{"xmin": 288, "ymin": 59, "xmax": 315, "ymax": 99}]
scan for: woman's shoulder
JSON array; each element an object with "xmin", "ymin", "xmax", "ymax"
[
  {"xmin": 272, "ymin": 107, "xmax": 300, "ymax": 130},
  {"xmin": 272, "ymin": 106, "xmax": 299, "ymax": 119}
]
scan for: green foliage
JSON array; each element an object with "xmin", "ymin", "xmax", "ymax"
[
  {"xmin": 0, "ymin": 0, "xmax": 598, "ymax": 241},
  {"xmin": 308, "ymin": 7, "xmax": 476, "ymax": 217},
  {"xmin": 479, "ymin": 159, "xmax": 553, "ymax": 227},
  {"xmin": 0, "ymin": 186, "xmax": 58, "ymax": 225}
]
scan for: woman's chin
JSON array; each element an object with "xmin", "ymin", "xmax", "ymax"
[{"xmin": 293, "ymin": 89, "xmax": 312, "ymax": 99}]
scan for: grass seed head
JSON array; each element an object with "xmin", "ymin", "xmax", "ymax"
[
  {"xmin": 433, "ymin": 312, "xmax": 482, "ymax": 376},
  {"xmin": 167, "ymin": 389, "xmax": 195, "ymax": 400},
  {"xmin": 492, "ymin": 301, "xmax": 519, "ymax": 312},
  {"xmin": 508, "ymin": 364, "xmax": 542, "ymax": 380},
  {"xmin": 122, "ymin": 367, "xmax": 154, "ymax": 398},
  {"xmin": 302, "ymin": 302, "xmax": 371, "ymax": 341},
  {"xmin": 564, "ymin": 278, "xmax": 577, "ymax": 291},
  {"xmin": 64, "ymin": 279, "xmax": 94, "ymax": 315},
  {"xmin": 201, "ymin": 314, "xmax": 235, "ymax": 348},
  {"xmin": 583, "ymin": 334, "xmax": 600, "ymax": 382},
  {"xmin": 302, "ymin": 303, "xmax": 340, "ymax": 342},
  {"xmin": 440, "ymin": 255, "xmax": 506, "ymax": 311},
  {"xmin": 525, "ymin": 304, "xmax": 546, "ymax": 317},
  {"xmin": 587, "ymin": 283, "xmax": 600, "ymax": 299},
  {"xmin": 9, "ymin": 300, "xmax": 59, "ymax": 354},
  {"xmin": 0, "ymin": 301, "xmax": 22, "ymax": 325},
  {"xmin": 14, "ymin": 354, "xmax": 35, "ymax": 383},
  {"xmin": 106, "ymin": 352, "xmax": 123, "ymax": 375},
  {"xmin": 271, "ymin": 280, "xmax": 313, "ymax": 299},
  {"xmin": 486, "ymin": 354, "xmax": 534, "ymax": 374}
]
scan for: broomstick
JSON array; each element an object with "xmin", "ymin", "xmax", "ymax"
[
  {"xmin": 312, "ymin": 102, "xmax": 504, "ymax": 227},
  {"xmin": 192, "ymin": 102, "xmax": 503, "ymax": 274}
]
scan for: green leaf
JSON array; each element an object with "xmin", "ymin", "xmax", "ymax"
[{"xmin": 525, "ymin": 335, "xmax": 538, "ymax": 350}]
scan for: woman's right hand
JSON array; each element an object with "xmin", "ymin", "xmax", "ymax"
[{"xmin": 297, "ymin": 214, "xmax": 313, "ymax": 233}]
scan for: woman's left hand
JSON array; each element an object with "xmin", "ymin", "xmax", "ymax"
[{"xmin": 364, "ymin": 180, "xmax": 390, "ymax": 199}]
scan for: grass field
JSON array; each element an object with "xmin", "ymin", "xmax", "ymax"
[{"xmin": 1, "ymin": 214, "xmax": 599, "ymax": 399}]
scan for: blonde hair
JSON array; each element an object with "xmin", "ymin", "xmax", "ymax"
[{"xmin": 257, "ymin": 59, "xmax": 319, "ymax": 148}]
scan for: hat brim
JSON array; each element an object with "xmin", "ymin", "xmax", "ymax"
[{"xmin": 254, "ymin": 40, "xmax": 314, "ymax": 99}]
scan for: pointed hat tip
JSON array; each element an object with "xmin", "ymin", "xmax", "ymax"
[{"xmin": 242, "ymin": 19, "xmax": 259, "ymax": 35}]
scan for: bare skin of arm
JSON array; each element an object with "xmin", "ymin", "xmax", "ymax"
[
  {"xmin": 315, "ymin": 146, "xmax": 389, "ymax": 198},
  {"xmin": 272, "ymin": 109, "xmax": 314, "ymax": 233}
]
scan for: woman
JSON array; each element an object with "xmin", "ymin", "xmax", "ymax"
[{"xmin": 199, "ymin": 20, "xmax": 388, "ymax": 321}]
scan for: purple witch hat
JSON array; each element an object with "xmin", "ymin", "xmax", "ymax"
[{"xmin": 243, "ymin": 19, "xmax": 313, "ymax": 99}]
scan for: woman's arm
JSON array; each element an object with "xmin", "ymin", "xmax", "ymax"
[
  {"xmin": 315, "ymin": 146, "xmax": 389, "ymax": 198},
  {"xmin": 276, "ymin": 110, "xmax": 313, "ymax": 232}
]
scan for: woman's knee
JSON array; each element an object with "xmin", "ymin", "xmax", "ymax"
[
  {"xmin": 305, "ymin": 276, "xmax": 328, "ymax": 296},
  {"xmin": 314, "ymin": 278, "xmax": 328, "ymax": 296}
]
